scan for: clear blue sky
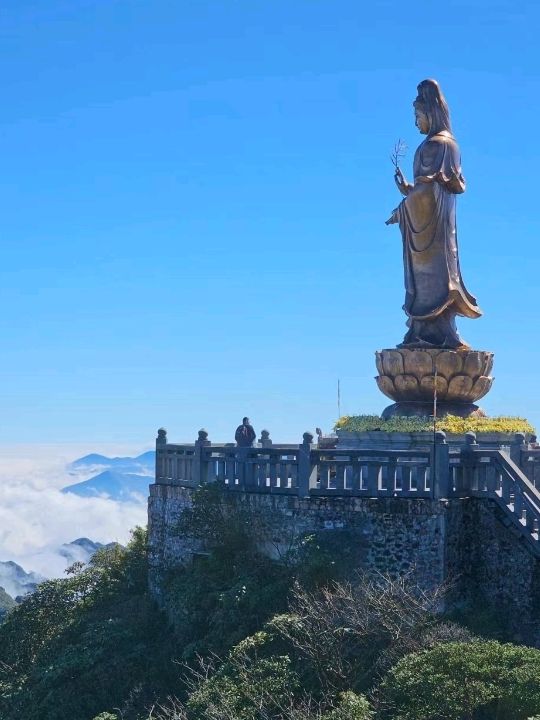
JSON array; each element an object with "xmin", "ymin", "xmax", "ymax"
[{"xmin": 2, "ymin": 0, "xmax": 539, "ymax": 444}]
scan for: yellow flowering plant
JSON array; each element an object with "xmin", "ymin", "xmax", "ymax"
[{"xmin": 335, "ymin": 414, "xmax": 535, "ymax": 435}]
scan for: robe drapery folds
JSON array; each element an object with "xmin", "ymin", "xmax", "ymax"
[{"xmin": 397, "ymin": 130, "xmax": 481, "ymax": 333}]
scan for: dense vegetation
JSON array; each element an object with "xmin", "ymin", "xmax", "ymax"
[
  {"xmin": 0, "ymin": 586, "xmax": 16, "ymax": 622},
  {"xmin": 1, "ymin": 486, "xmax": 540, "ymax": 720},
  {"xmin": 335, "ymin": 414, "xmax": 535, "ymax": 435}
]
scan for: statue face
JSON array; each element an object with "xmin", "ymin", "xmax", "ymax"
[{"xmin": 414, "ymin": 107, "xmax": 430, "ymax": 134}]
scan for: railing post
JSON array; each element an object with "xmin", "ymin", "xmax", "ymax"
[
  {"xmin": 528, "ymin": 435, "xmax": 540, "ymax": 489},
  {"xmin": 510, "ymin": 432, "xmax": 526, "ymax": 468},
  {"xmin": 155, "ymin": 427, "xmax": 167, "ymax": 483},
  {"xmin": 432, "ymin": 430, "xmax": 450, "ymax": 499},
  {"xmin": 297, "ymin": 432, "xmax": 316, "ymax": 497},
  {"xmin": 259, "ymin": 429, "xmax": 272, "ymax": 448},
  {"xmin": 193, "ymin": 429, "xmax": 211, "ymax": 485},
  {"xmin": 460, "ymin": 431, "xmax": 478, "ymax": 493},
  {"xmin": 234, "ymin": 446, "xmax": 248, "ymax": 489}
]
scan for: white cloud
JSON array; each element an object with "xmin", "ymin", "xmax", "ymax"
[{"xmin": 0, "ymin": 443, "xmax": 150, "ymax": 579}]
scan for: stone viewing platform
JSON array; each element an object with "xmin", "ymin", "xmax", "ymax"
[{"xmin": 148, "ymin": 426, "xmax": 540, "ymax": 641}]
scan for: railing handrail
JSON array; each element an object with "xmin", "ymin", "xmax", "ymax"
[
  {"xmin": 462, "ymin": 446, "xmax": 540, "ymax": 503},
  {"xmin": 160, "ymin": 443, "xmax": 432, "ymax": 457}
]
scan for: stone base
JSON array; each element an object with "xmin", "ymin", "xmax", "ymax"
[{"xmin": 382, "ymin": 401, "xmax": 486, "ymax": 420}]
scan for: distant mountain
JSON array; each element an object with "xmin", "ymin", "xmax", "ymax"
[
  {"xmin": 62, "ymin": 471, "xmax": 151, "ymax": 501},
  {"xmin": 0, "ymin": 561, "xmax": 45, "ymax": 600},
  {"xmin": 59, "ymin": 537, "xmax": 104, "ymax": 564},
  {"xmin": 0, "ymin": 586, "xmax": 17, "ymax": 621},
  {"xmin": 68, "ymin": 451, "xmax": 154, "ymax": 476},
  {"xmin": 59, "ymin": 537, "xmax": 120, "ymax": 565},
  {"xmin": 1, "ymin": 539, "xmax": 123, "ymax": 601}
]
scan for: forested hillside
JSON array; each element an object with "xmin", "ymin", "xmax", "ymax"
[
  {"xmin": 1, "ymin": 486, "xmax": 540, "ymax": 720},
  {"xmin": 0, "ymin": 586, "xmax": 16, "ymax": 622}
]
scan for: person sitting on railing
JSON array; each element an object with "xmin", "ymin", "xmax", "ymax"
[{"xmin": 235, "ymin": 417, "xmax": 256, "ymax": 447}]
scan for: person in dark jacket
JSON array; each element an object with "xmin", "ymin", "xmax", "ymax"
[{"xmin": 235, "ymin": 417, "xmax": 256, "ymax": 447}]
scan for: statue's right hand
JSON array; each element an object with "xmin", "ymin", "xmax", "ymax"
[{"xmin": 385, "ymin": 208, "xmax": 399, "ymax": 225}]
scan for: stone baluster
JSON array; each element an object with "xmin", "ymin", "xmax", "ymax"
[
  {"xmin": 297, "ymin": 432, "xmax": 316, "ymax": 497},
  {"xmin": 510, "ymin": 432, "xmax": 527, "ymax": 472},
  {"xmin": 155, "ymin": 427, "xmax": 167, "ymax": 483},
  {"xmin": 431, "ymin": 430, "xmax": 450, "ymax": 499},
  {"xmin": 193, "ymin": 429, "xmax": 211, "ymax": 485},
  {"xmin": 460, "ymin": 431, "xmax": 478, "ymax": 493}
]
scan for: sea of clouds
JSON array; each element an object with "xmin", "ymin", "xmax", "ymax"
[{"xmin": 0, "ymin": 443, "xmax": 150, "ymax": 578}]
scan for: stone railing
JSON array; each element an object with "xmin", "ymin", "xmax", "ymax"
[
  {"xmin": 155, "ymin": 428, "xmax": 446, "ymax": 499},
  {"xmin": 154, "ymin": 427, "xmax": 540, "ymax": 555},
  {"xmin": 511, "ymin": 434, "xmax": 540, "ymax": 490},
  {"xmin": 449, "ymin": 433, "xmax": 540, "ymax": 555}
]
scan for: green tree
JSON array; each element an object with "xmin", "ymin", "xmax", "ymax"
[
  {"xmin": 187, "ymin": 632, "xmax": 298, "ymax": 720},
  {"xmin": 379, "ymin": 640, "xmax": 540, "ymax": 720},
  {"xmin": 0, "ymin": 528, "xmax": 175, "ymax": 720},
  {"xmin": 0, "ymin": 586, "xmax": 16, "ymax": 623}
]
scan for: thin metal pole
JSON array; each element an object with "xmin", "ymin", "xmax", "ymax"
[
  {"xmin": 337, "ymin": 379, "xmax": 341, "ymax": 418},
  {"xmin": 433, "ymin": 368, "xmax": 438, "ymax": 436},
  {"xmin": 432, "ymin": 368, "xmax": 438, "ymax": 494}
]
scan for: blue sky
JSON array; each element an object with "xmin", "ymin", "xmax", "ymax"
[{"xmin": 1, "ymin": 0, "xmax": 539, "ymax": 445}]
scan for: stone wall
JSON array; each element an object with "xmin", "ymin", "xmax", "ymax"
[
  {"xmin": 148, "ymin": 483, "xmax": 540, "ymax": 643},
  {"xmin": 148, "ymin": 483, "xmax": 446, "ymax": 597},
  {"xmin": 445, "ymin": 497, "xmax": 540, "ymax": 642}
]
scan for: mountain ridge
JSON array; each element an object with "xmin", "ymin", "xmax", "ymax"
[{"xmin": 62, "ymin": 470, "xmax": 151, "ymax": 501}]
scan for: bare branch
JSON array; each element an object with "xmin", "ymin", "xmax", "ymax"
[{"xmin": 390, "ymin": 138, "xmax": 407, "ymax": 169}]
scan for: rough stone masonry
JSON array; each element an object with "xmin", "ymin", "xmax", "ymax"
[{"xmin": 148, "ymin": 482, "xmax": 540, "ymax": 644}]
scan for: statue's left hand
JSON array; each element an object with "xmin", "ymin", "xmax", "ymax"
[
  {"xmin": 394, "ymin": 168, "xmax": 411, "ymax": 196},
  {"xmin": 385, "ymin": 208, "xmax": 399, "ymax": 225}
]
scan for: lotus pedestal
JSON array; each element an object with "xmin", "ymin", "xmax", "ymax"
[{"xmin": 375, "ymin": 348, "xmax": 494, "ymax": 419}]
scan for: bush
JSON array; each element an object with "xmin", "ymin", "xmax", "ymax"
[
  {"xmin": 187, "ymin": 632, "xmax": 299, "ymax": 720},
  {"xmin": 379, "ymin": 640, "xmax": 540, "ymax": 719},
  {"xmin": 269, "ymin": 573, "xmax": 471, "ymax": 694},
  {"xmin": 323, "ymin": 691, "xmax": 373, "ymax": 719}
]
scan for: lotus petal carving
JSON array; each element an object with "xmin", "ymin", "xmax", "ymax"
[
  {"xmin": 376, "ymin": 376, "xmax": 396, "ymax": 400},
  {"xmin": 435, "ymin": 351, "xmax": 462, "ymax": 379},
  {"xmin": 382, "ymin": 350, "xmax": 404, "ymax": 376},
  {"xmin": 403, "ymin": 350, "xmax": 432, "ymax": 377},
  {"xmin": 482, "ymin": 354, "xmax": 494, "ymax": 376},
  {"xmin": 461, "ymin": 351, "xmax": 480, "ymax": 377},
  {"xmin": 471, "ymin": 376, "xmax": 492, "ymax": 401},
  {"xmin": 420, "ymin": 374, "xmax": 448, "ymax": 399},
  {"xmin": 447, "ymin": 375, "xmax": 473, "ymax": 400},
  {"xmin": 375, "ymin": 348, "xmax": 494, "ymax": 404},
  {"xmin": 394, "ymin": 374, "xmax": 419, "ymax": 398}
]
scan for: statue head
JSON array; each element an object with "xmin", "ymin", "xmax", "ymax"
[{"xmin": 414, "ymin": 79, "xmax": 452, "ymax": 135}]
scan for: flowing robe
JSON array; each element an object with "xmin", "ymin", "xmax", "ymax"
[{"xmin": 397, "ymin": 130, "xmax": 481, "ymax": 348}]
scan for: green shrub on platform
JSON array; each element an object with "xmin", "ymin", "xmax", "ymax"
[{"xmin": 335, "ymin": 414, "xmax": 535, "ymax": 435}]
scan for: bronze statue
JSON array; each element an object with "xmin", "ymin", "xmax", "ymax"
[{"xmin": 386, "ymin": 79, "xmax": 481, "ymax": 349}]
